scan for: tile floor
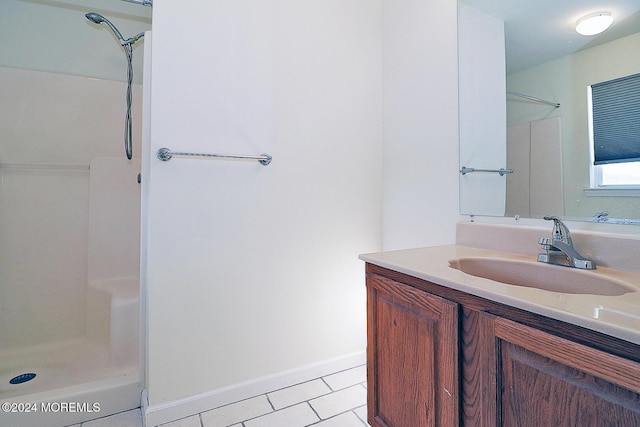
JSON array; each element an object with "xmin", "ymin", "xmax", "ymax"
[{"xmin": 68, "ymin": 365, "xmax": 370, "ymax": 427}]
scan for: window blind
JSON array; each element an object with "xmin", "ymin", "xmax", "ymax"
[{"xmin": 591, "ymin": 72, "xmax": 640, "ymax": 165}]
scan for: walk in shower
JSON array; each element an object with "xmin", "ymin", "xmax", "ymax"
[{"xmin": 0, "ymin": 1, "xmax": 150, "ymax": 426}]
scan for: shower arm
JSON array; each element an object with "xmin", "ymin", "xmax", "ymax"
[{"xmin": 122, "ymin": 32, "xmax": 146, "ymax": 46}]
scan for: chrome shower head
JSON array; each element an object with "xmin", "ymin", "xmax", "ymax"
[
  {"xmin": 85, "ymin": 12, "xmax": 104, "ymax": 24},
  {"xmin": 85, "ymin": 12, "xmax": 126, "ymax": 44}
]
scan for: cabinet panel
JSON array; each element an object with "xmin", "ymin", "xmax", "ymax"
[
  {"xmin": 494, "ymin": 317, "xmax": 640, "ymax": 427},
  {"xmin": 461, "ymin": 308, "xmax": 498, "ymax": 427},
  {"xmin": 367, "ymin": 274, "xmax": 459, "ymax": 427}
]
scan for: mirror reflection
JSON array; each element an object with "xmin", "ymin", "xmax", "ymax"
[{"xmin": 459, "ymin": 0, "xmax": 640, "ymax": 224}]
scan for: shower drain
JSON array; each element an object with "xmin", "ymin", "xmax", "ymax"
[{"xmin": 9, "ymin": 373, "xmax": 36, "ymax": 385}]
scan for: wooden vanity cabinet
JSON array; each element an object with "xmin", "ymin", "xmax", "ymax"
[
  {"xmin": 480, "ymin": 314, "xmax": 640, "ymax": 427},
  {"xmin": 366, "ymin": 272, "xmax": 459, "ymax": 427},
  {"xmin": 365, "ymin": 264, "xmax": 640, "ymax": 427}
]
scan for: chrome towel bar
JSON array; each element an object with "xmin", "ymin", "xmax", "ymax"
[
  {"xmin": 157, "ymin": 148, "xmax": 272, "ymax": 166},
  {"xmin": 460, "ymin": 166, "xmax": 514, "ymax": 176}
]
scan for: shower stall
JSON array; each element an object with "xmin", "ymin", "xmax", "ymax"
[{"xmin": 0, "ymin": 1, "xmax": 150, "ymax": 426}]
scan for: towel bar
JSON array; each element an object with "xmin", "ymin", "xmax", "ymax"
[{"xmin": 157, "ymin": 148, "xmax": 272, "ymax": 166}]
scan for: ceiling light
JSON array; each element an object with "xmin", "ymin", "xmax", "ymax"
[{"xmin": 576, "ymin": 12, "xmax": 613, "ymax": 36}]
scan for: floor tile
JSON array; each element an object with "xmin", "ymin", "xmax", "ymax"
[
  {"xmin": 81, "ymin": 408, "xmax": 143, "ymax": 427},
  {"xmin": 322, "ymin": 365, "xmax": 366, "ymax": 391},
  {"xmin": 312, "ymin": 411, "xmax": 366, "ymax": 427},
  {"xmin": 200, "ymin": 395, "xmax": 272, "ymax": 427},
  {"xmin": 354, "ymin": 405, "xmax": 368, "ymax": 424},
  {"xmin": 244, "ymin": 403, "xmax": 319, "ymax": 427},
  {"xmin": 87, "ymin": 366, "xmax": 369, "ymax": 427},
  {"xmin": 268, "ymin": 379, "xmax": 332, "ymax": 410},
  {"xmin": 309, "ymin": 385, "xmax": 367, "ymax": 420},
  {"xmin": 160, "ymin": 414, "xmax": 201, "ymax": 427}
]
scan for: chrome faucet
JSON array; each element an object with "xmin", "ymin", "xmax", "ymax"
[{"xmin": 537, "ymin": 216, "xmax": 596, "ymax": 269}]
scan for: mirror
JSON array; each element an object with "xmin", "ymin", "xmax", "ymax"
[{"xmin": 458, "ymin": 0, "xmax": 640, "ymax": 224}]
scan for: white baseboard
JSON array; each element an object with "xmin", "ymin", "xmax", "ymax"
[{"xmin": 142, "ymin": 350, "xmax": 366, "ymax": 427}]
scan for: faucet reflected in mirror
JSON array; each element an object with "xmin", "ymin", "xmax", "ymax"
[{"xmin": 537, "ymin": 216, "xmax": 596, "ymax": 270}]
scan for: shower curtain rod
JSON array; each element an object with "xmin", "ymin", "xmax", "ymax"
[
  {"xmin": 507, "ymin": 91, "xmax": 560, "ymax": 108},
  {"xmin": 121, "ymin": 0, "xmax": 153, "ymax": 6}
]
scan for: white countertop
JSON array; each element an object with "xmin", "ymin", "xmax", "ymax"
[{"xmin": 360, "ymin": 244, "xmax": 640, "ymax": 345}]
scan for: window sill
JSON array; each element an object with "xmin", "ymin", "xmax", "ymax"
[{"xmin": 584, "ymin": 187, "xmax": 640, "ymax": 197}]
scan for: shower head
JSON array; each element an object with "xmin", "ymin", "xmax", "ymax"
[
  {"xmin": 85, "ymin": 12, "xmax": 127, "ymax": 45},
  {"xmin": 85, "ymin": 12, "xmax": 105, "ymax": 24}
]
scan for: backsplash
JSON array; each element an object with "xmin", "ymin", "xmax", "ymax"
[{"xmin": 456, "ymin": 221, "xmax": 640, "ymax": 273}]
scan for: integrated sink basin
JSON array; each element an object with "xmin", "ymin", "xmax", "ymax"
[{"xmin": 448, "ymin": 257, "xmax": 636, "ymax": 296}]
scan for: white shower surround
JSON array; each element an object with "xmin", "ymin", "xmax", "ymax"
[{"xmin": 0, "ymin": 67, "xmax": 143, "ymax": 426}]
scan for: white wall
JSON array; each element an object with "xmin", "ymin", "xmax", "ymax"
[
  {"xmin": 458, "ymin": 4, "xmax": 506, "ymax": 217},
  {"xmin": 381, "ymin": 0, "xmax": 459, "ymax": 250},
  {"xmin": 145, "ymin": 0, "xmax": 461, "ymax": 421},
  {"xmin": 145, "ymin": 0, "xmax": 383, "ymax": 416}
]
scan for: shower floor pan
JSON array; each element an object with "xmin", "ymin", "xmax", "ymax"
[
  {"xmin": 0, "ymin": 277, "xmax": 142, "ymax": 427},
  {"xmin": 0, "ymin": 340, "xmax": 141, "ymax": 427}
]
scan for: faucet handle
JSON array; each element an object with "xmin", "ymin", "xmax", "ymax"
[
  {"xmin": 538, "ymin": 237, "xmax": 552, "ymax": 250},
  {"xmin": 538, "ymin": 236, "xmax": 561, "ymax": 252}
]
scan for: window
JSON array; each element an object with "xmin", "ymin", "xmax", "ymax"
[{"xmin": 589, "ymin": 72, "xmax": 640, "ymax": 188}]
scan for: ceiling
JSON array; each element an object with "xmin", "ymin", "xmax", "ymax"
[{"xmin": 461, "ymin": 0, "xmax": 640, "ymax": 73}]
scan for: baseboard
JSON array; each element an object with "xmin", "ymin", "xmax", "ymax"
[{"xmin": 142, "ymin": 350, "xmax": 366, "ymax": 427}]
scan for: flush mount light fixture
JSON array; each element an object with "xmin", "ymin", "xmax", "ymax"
[{"xmin": 576, "ymin": 12, "xmax": 613, "ymax": 36}]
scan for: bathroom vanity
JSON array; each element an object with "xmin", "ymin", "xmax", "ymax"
[{"xmin": 361, "ymin": 223, "xmax": 640, "ymax": 427}]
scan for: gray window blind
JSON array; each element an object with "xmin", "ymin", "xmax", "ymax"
[{"xmin": 591, "ymin": 72, "xmax": 640, "ymax": 165}]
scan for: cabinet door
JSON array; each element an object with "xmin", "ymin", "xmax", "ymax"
[
  {"xmin": 485, "ymin": 315, "xmax": 640, "ymax": 427},
  {"xmin": 367, "ymin": 274, "xmax": 459, "ymax": 427}
]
